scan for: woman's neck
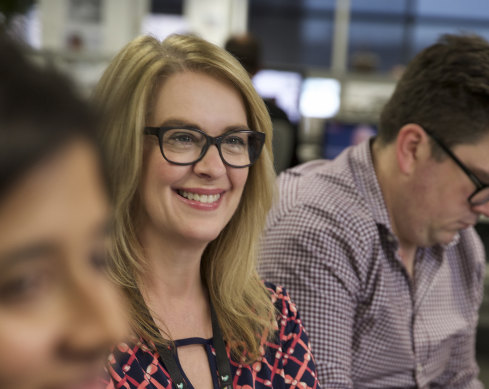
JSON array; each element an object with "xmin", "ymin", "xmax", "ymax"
[
  {"xmin": 137, "ymin": 229, "xmax": 212, "ymax": 339},
  {"xmin": 137, "ymin": 219, "xmax": 207, "ymax": 293}
]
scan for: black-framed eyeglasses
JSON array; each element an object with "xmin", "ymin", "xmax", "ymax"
[
  {"xmin": 423, "ymin": 127, "xmax": 489, "ymax": 206},
  {"xmin": 144, "ymin": 126, "xmax": 265, "ymax": 168}
]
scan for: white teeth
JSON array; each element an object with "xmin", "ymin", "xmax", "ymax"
[{"xmin": 179, "ymin": 190, "xmax": 221, "ymax": 203}]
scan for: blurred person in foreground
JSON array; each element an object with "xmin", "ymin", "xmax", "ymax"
[
  {"xmin": 93, "ymin": 33, "xmax": 320, "ymax": 389},
  {"xmin": 0, "ymin": 34, "xmax": 127, "ymax": 389},
  {"xmin": 259, "ymin": 33, "xmax": 489, "ymax": 388}
]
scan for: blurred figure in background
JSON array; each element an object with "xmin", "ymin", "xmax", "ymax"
[
  {"xmin": 0, "ymin": 34, "xmax": 127, "ymax": 389},
  {"xmin": 225, "ymin": 33, "xmax": 298, "ymax": 174}
]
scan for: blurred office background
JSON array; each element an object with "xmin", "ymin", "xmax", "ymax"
[
  {"xmin": 2, "ymin": 0, "xmax": 489, "ymax": 382},
  {"xmin": 4, "ymin": 0, "xmax": 489, "ymax": 164}
]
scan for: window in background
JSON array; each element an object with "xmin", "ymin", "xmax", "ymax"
[
  {"xmin": 299, "ymin": 16, "xmax": 335, "ymax": 67},
  {"xmin": 412, "ymin": 23, "xmax": 489, "ymax": 55},
  {"xmin": 248, "ymin": 3, "xmax": 305, "ymax": 68},
  {"xmin": 348, "ymin": 21, "xmax": 405, "ymax": 73},
  {"xmin": 416, "ymin": 0, "xmax": 489, "ymax": 20},
  {"xmin": 248, "ymin": 0, "xmax": 489, "ymax": 74},
  {"xmin": 249, "ymin": 0, "xmax": 409, "ymax": 72}
]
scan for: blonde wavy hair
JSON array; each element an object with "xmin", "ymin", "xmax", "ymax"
[{"xmin": 93, "ymin": 34, "xmax": 277, "ymax": 362}]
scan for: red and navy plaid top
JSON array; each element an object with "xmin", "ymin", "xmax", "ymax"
[{"xmin": 104, "ymin": 284, "xmax": 320, "ymax": 389}]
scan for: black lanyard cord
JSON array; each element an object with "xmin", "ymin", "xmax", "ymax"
[
  {"xmin": 155, "ymin": 342, "xmax": 188, "ymax": 389},
  {"xmin": 210, "ymin": 302, "xmax": 233, "ymax": 389},
  {"xmin": 145, "ymin": 299, "xmax": 233, "ymax": 389}
]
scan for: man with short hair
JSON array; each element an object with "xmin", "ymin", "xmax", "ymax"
[{"xmin": 259, "ymin": 34, "xmax": 489, "ymax": 388}]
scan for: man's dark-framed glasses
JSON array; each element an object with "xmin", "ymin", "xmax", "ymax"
[
  {"xmin": 144, "ymin": 126, "xmax": 265, "ymax": 168},
  {"xmin": 423, "ymin": 127, "xmax": 489, "ymax": 206}
]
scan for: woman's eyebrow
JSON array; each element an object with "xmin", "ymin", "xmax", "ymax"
[
  {"xmin": 223, "ymin": 125, "xmax": 252, "ymax": 132},
  {"xmin": 154, "ymin": 119, "xmax": 252, "ymax": 133},
  {"xmin": 156, "ymin": 118, "xmax": 198, "ymax": 128},
  {"xmin": 0, "ymin": 242, "xmax": 55, "ymax": 268}
]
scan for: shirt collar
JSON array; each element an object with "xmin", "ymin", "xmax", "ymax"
[
  {"xmin": 350, "ymin": 139, "xmax": 393, "ymax": 231},
  {"xmin": 350, "ymin": 139, "xmax": 460, "ymax": 251}
]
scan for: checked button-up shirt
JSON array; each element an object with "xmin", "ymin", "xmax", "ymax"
[{"xmin": 259, "ymin": 140, "xmax": 485, "ymax": 388}]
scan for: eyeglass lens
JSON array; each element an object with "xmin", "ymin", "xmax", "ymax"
[
  {"xmin": 161, "ymin": 128, "xmax": 260, "ymax": 167},
  {"xmin": 470, "ymin": 188, "xmax": 489, "ymax": 206}
]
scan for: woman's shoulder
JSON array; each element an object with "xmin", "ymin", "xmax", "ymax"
[
  {"xmin": 263, "ymin": 281, "xmax": 300, "ymax": 321},
  {"xmin": 257, "ymin": 282, "xmax": 320, "ymax": 388},
  {"xmin": 264, "ymin": 281, "xmax": 287, "ymax": 297},
  {"xmin": 110, "ymin": 338, "xmax": 154, "ymax": 360},
  {"xmin": 107, "ymin": 338, "xmax": 171, "ymax": 387}
]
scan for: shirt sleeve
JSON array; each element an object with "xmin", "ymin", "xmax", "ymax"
[
  {"xmin": 270, "ymin": 284, "xmax": 322, "ymax": 389},
  {"xmin": 104, "ymin": 341, "xmax": 168, "ymax": 388},
  {"xmin": 261, "ymin": 208, "xmax": 371, "ymax": 388},
  {"xmin": 104, "ymin": 345, "xmax": 135, "ymax": 388}
]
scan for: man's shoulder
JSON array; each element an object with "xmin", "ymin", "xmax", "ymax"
[
  {"xmin": 277, "ymin": 158, "xmax": 351, "ymax": 200},
  {"xmin": 275, "ymin": 159, "xmax": 333, "ymax": 202},
  {"xmin": 269, "ymin": 156, "xmax": 372, "ymax": 229}
]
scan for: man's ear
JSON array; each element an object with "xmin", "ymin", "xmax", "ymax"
[{"xmin": 395, "ymin": 124, "xmax": 429, "ymax": 175}]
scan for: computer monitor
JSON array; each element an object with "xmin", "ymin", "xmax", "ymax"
[
  {"xmin": 322, "ymin": 120, "xmax": 377, "ymax": 159},
  {"xmin": 252, "ymin": 68, "xmax": 303, "ymax": 123},
  {"xmin": 299, "ymin": 77, "xmax": 341, "ymax": 119}
]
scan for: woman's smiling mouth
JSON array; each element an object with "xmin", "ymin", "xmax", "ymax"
[{"xmin": 177, "ymin": 189, "xmax": 222, "ymax": 204}]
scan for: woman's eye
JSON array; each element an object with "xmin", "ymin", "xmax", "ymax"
[
  {"xmin": 168, "ymin": 132, "xmax": 197, "ymax": 144},
  {"xmin": 0, "ymin": 272, "xmax": 49, "ymax": 303},
  {"xmin": 175, "ymin": 135, "xmax": 193, "ymax": 143},
  {"xmin": 90, "ymin": 250, "xmax": 110, "ymax": 273},
  {"xmin": 223, "ymin": 136, "xmax": 246, "ymax": 146}
]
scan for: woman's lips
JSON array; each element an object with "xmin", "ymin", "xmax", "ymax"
[
  {"xmin": 178, "ymin": 190, "xmax": 221, "ymax": 204},
  {"xmin": 175, "ymin": 188, "xmax": 225, "ymax": 210}
]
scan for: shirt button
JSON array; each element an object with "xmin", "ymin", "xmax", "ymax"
[
  {"xmin": 387, "ymin": 235, "xmax": 395, "ymax": 243},
  {"xmin": 416, "ymin": 363, "xmax": 424, "ymax": 375}
]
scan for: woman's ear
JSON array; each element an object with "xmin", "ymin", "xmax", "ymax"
[{"xmin": 395, "ymin": 124, "xmax": 430, "ymax": 175}]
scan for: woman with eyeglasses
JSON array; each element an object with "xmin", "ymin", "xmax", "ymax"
[
  {"xmin": 94, "ymin": 34, "xmax": 320, "ymax": 389},
  {"xmin": 0, "ymin": 34, "xmax": 127, "ymax": 389}
]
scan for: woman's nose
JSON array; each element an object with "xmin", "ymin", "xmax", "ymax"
[
  {"xmin": 59, "ymin": 271, "xmax": 128, "ymax": 361},
  {"xmin": 193, "ymin": 145, "xmax": 227, "ymax": 178}
]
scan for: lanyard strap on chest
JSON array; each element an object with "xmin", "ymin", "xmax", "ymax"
[
  {"xmin": 210, "ymin": 302, "xmax": 232, "ymax": 389},
  {"xmin": 148, "ymin": 300, "xmax": 232, "ymax": 389}
]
